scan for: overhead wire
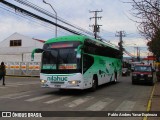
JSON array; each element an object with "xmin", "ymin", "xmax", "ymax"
[
  {"xmin": 0, "ymin": 4, "xmax": 70, "ymax": 36},
  {"xmin": 0, "ymin": 0, "xmax": 136, "ymax": 57},
  {"xmin": 1, "ymin": 0, "xmax": 89, "ymax": 36},
  {"xmin": 14, "ymin": 0, "xmax": 94, "ymax": 37}
]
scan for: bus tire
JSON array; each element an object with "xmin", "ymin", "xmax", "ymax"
[
  {"xmin": 113, "ymin": 76, "xmax": 117, "ymax": 84},
  {"xmin": 90, "ymin": 76, "xmax": 98, "ymax": 92}
]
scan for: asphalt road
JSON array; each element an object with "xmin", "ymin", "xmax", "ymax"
[{"xmin": 0, "ymin": 76, "xmax": 153, "ymax": 120}]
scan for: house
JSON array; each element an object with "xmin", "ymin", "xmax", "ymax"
[
  {"xmin": 0, "ymin": 32, "xmax": 45, "ymax": 62},
  {"xmin": 0, "ymin": 33, "xmax": 45, "ymax": 76}
]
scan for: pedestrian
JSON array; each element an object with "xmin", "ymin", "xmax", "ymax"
[{"xmin": 0, "ymin": 62, "xmax": 6, "ymax": 86}]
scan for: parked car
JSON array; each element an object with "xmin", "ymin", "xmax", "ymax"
[
  {"xmin": 132, "ymin": 64, "xmax": 156, "ymax": 85},
  {"xmin": 122, "ymin": 68, "xmax": 130, "ymax": 76}
]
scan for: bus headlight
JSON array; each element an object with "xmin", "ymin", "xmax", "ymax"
[
  {"xmin": 41, "ymin": 80, "xmax": 47, "ymax": 84},
  {"xmin": 68, "ymin": 80, "xmax": 80, "ymax": 85}
]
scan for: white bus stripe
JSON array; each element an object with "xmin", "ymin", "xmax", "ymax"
[
  {"xmin": 65, "ymin": 96, "xmax": 94, "ymax": 108},
  {"xmin": 86, "ymin": 98, "xmax": 114, "ymax": 111},
  {"xmin": 44, "ymin": 96, "xmax": 70, "ymax": 104},
  {"xmin": 115, "ymin": 100, "xmax": 136, "ymax": 111},
  {"xmin": 25, "ymin": 95, "xmax": 52, "ymax": 102}
]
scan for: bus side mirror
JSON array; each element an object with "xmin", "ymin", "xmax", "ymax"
[
  {"xmin": 31, "ymin": 48, "xmax": 44, "ymax": 61},
  {"xmin": 76, "ymin": 45, "xmax": 83, "ymax": 59},
  {"xmin": 76, "ymin": 52, "xmax": 81, "ymax": 59}
]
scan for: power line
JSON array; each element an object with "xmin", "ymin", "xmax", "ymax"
[
  {"xmin": 0, "ymin": 3, "xmax": 74, "ymax": 37},
  {"xmin": 0, "ymin": 4, "xmax": 55, "ymax": 30},
  {"xmin": 0, "ymin": 0, "xmax": 137, "ymax": 58},
  {"xmin": 13, "ymin": 0, "xmax": 94, "ymax": 37},
  {"xmin": 0, "ymin": 0, "xmax": 88, "ymax": 36}
]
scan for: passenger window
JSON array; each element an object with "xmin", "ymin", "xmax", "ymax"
[{"xmin": 83, "ymin": 54, "xmax": 94, "ymax": 73}]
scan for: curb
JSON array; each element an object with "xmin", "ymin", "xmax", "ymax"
[{"xmin": 143, "ymin": 82, "xmax": 156, "ymax": 120}]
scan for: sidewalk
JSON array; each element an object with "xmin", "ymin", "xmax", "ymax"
[{"xmin": 147, "ymin": 81, "xmax": 160, "ymax": 120}]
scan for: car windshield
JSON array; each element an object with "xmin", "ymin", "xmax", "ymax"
[{"xmin": 134, "ymin": 66, "xmax": 151, "ymax": 72}]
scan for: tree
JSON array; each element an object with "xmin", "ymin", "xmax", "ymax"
[
  {"xmin": 147, "ymin": 30, "xmax": 160, "ymax": 60},
  {"xmin": 118, "ymin": 40, "xmax": 124, "ymax": 60},
  {"xmin": 130, "ymin": 0, "xmax": 160, "ymax": 61}
]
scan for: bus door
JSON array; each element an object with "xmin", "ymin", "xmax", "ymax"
[{"xmin": 83, "ymin": 54, "xmax": 94, "ymax": 86}]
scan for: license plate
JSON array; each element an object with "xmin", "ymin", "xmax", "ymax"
[
  {"xmin": 140, "ymin": 78, "xmax": 144, "ymax": 80},
  {"xmin": 54, "ymin": 85, "xmax": 61, "ymax": 88}
]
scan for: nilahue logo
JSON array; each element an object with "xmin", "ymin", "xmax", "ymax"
[{"xmin": 47, "ymin": 76, "xmax": 67, "ymax": 82}]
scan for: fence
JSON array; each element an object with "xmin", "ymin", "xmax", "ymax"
[{"xmin": 5, "ymin": 62, "xmax": 40, "ymax": 76}]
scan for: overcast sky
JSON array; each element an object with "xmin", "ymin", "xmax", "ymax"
[{"xmin": 0, "ymin": 0, "xmax": 148, "ymax": 57}]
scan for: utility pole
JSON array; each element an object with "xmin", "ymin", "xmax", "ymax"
[
  {"xmin": 89, "ymin": 10, "xmax": 102, "ymax": 39},
  {"xmin": 116, "ymin": 31, "xmax": 126, "ymax": 60},
  {"xmin": 134, "ymin": 47, "xmax": 140, "ymax": 61}
]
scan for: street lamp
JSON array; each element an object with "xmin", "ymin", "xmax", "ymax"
[{"xmin": 43, "ymin": 0, "xmax": 57, "ymax": 38}]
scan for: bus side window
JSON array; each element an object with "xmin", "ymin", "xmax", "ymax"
[{"xmin": 83, "ymin": 54, "xmax": 94, "ymax": 73}]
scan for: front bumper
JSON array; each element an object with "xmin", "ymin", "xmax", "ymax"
[
  {"xmin": 132, "ymin": 76, "xmax": 153, "ymax": 84},
  {"xmin": 41, "ymin": 80, "xmax": 83, "ymax": 89}
]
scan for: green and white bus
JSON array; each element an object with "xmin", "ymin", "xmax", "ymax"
[{"xmin": 32, "ymin": 35, "xmax": 122, "ymax": 91}]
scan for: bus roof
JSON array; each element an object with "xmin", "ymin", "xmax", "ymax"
[{"xmin": 45, "ymin": 35, "xmax": 119, "ymax": 50}]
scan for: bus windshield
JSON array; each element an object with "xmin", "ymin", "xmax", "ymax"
[{"xmin": 41, "ymin": 41, "xmax": 82, "ymax": 73}]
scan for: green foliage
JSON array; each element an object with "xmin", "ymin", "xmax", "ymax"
[{"xmin": 118, "ymin": 41, "xmax": 124, "ymax": 60}]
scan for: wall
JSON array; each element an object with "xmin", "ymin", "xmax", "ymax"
[{"xmin": 5, "ymin": 61, "xmax": 41, "ymax": 76}]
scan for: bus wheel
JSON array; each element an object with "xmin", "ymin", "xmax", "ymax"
[
  {"xmin": 113, "ymin": 77, "xmax": 117, "ymax": 84},
  {"xmin": 113, "ymin": 73, "xmax": 117, "ymax": 84},
  {"xmin": 90, "ymin": 78, "xmax": 97, "ymax": 92}
]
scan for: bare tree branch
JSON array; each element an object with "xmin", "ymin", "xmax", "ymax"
[{"xmin": 130, "ymin": 0, "xmax": 160, "ymax": 60}]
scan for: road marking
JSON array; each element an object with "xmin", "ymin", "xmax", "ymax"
[
  {"xmin": 25, "ymin": 95, "xmax": 52, "ymax": 102},
  {"xmin": 44, "ymin": 96, "xmax": 71, "ymax": 104},
  {"xmin": 65, "ymin": 96, "xmax": 94, "ymax": 108},
  {"xmin": 86, "ymin": 98, "xmax": 114, "ymax": 111},
  {"xmin": 0, "ymin": 86, "xmax": 8, "ymax": 89},
  {"xmin": 7, "ymin": 82, "xmax": 38, "ymax": 86},
  {"xmin": 115, "ymin": 100, "xmax": 136, "ymax": 111},
  {"xmin": 0, "ymin": 91, "xmax": 32, "ymax": 98},
  {"xmin": 0, "ymin": 83, "xmax": 38, "ymax": 88},
  {"xmin": 143, "ymin": 83, "xmax": 156, "ymax": 120},
  {"xmin": 10, "ymin": 95, "xmax": 30, "ymax": 99},
  {"xmin": 3, "ymin": 84, "xmax": 19, "ymax": 87}
]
